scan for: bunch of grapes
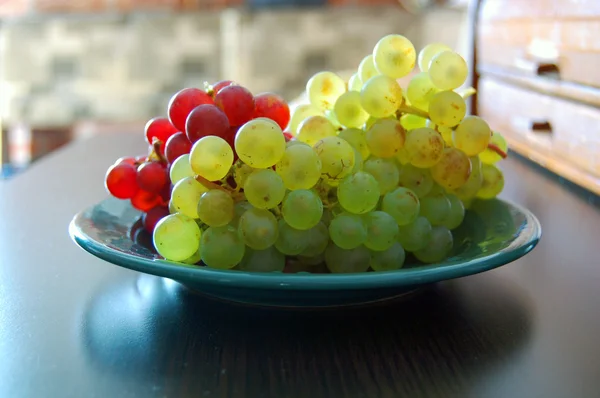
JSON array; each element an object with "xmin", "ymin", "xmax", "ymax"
[{"xmin": 104, "ymin": 34, "xmax": 508, "ymax": 274}]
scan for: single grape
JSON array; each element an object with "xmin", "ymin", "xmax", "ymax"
[
  {"xmin": 382, "ymin": 187, "xmax": 420, "ymax": 226},
  {"xmin": 306, "ymin": 71, "xmax": 346, "ymax": 111},
  {"xmin": 253, "ymin": 92, "xmax": 290, "ymax": 130},
  {"xmin": 453, "ymin": 116, "xmax": 492, "ymax": 156},
  {"xmin": 169, "ymin": 154, "xmax": 194, "ymax": 185},
  {"xmin": 275, "ymin": 219, "xmax": 311, "ymax": 256},
  {"xmin": 333, "ymin": 91, "xmax": 370, "ymax": 128},
  {"xmin": 397, "ymin": 164, "xmax": 433, "ymax": 197},
  {"xmin": 165, "ymin": 132, "xmax": 192, "ymax": 163},
  {"xmin": 370, "ymin": 243, "xmax": 406, "ymax": 271},
  {"xmin": 136, "ymin": 161, "xmax": 168, "ymax": 194},
  {"xmin": 239, "ymin": 246, "xmax": 285, "ymax": 272},
  {"xmin": 400, "ymin": 114, "xmax": 427, "ymax": 130},
  {"xmin": 299, "ymin": 222, "xmax": 329, "ymax": 257},
  {"xmin": 337, "ymin": 171, "xmax": 381, "ymax": 214},
  {"xmin": 452, "ymin": 156, "xmax": 483, "ymax": 200},
  {"xmin": 244, "ymin": 169, "xmax": 286, "ymax": 209},
  {"xmin": 366, "ymin": 118, "xmax": 406, "ymax": 159},
  {"xmin": 360, "ymin": 75, "xmax": 403, "ymax": 118},
  {"xmin": 363, "ymin": 211, "xmax": 399, "ymax": 251},
  {"xmin": 418, "ymin": 43, "xmax": 452, "ymax": 72},
  {"xmin": 181, "ymin": 248, "xmax": 202, "ymax": 265},
  {"xmin": 363, "ymin": 157, "xmax": 400, "ymax": 194},
  {"xmin": 338, "ymin": 127, "xmax": 370, "ymax": 160},
  {"xmin": 185, "ymin": 104, "xmax": 230, "ymax": 144},
  {"xmin": 406, "ymin": 72, "xmax": 439, "ymax": 110},
  {"xmin": 142, "ymin": 206, "xmax": 170, "ymax": 233},
  {"xmin": 479, "ymin": 131, "xmax": 508, "ymax": 164},
  {"xmin": 275, "ymin": 144, "xmax": 322, "ymax": 190},
  {"xmin": 428, "ymin": 51, "xmax": 468, "ymax": 90},
  {"xmin": 325, "ymin": 244, "xmax": 370, "ymax": 273},
  {"xmin": 420, "ymin": 193, "xmax": 451, "ymax": 226},
  {"xmin": 171, "ymin": 176, "xmax": 209, "ymax": 219},
  {"xmin": 296, "ymin": 115, "xmax": 337, "ymax": 146},
  {"xmin": 144, "ymin": 117, "xmax": 179, "ymax": 154},
  {"xmin": 131, "ymin": 190, "xmax": 162, "ymax": 212},
  {"xmin": 211, "ymin": 80, "xmax": 234, "ymax": 96},
  {"xmin": 477, "ymin": 164, "xmax": 505, "ymax": 199},
  {"xmin": 282, "ymin": 189, "xmax": 323, "ymax": 230},
  {"xmin": 235, "ymin": 118, "xmax": 286, "ymax": 168},
  {"xmin": 373, "ymin": 34, "xmax": 416, "ymax": 79},
  {"xmin": 105, "ymin": 162, "xmax": 139, "ymax": 199},
  {"xmin": 397, "ymin": 216, "xmax": 432, "ymax": 252},
  {"xmin": 313, "ymin": 136, "xmax": 355, "ymax": 185},
  {"xmin": 414, "ymin": 226, "xmax": 453, "ymax": 263},
  {"xmin": 231, "ymin": 200, "xmax": 253, "ymax": 228},
  {"xmin": 348, "ymin": 73, "xmax": 362, "ymax": 92},
  {"xmin": 201, "ymin": 225, "xmax": 245, "ymax": 269},
  {"xmin": 189, "ymin": 135, "xmax": 234, "ymax": 181},
  {"xmin": 358, "ymin": 55, "xmax": 380, "ymax": 83},
  {"xmin": 238, "ymin": 208, "xmax": 279, "ymax": 250},
  {"xmin": 429, "ymin": 91, "xmax": 466, "ymax": 128},
  {"xmin": 329, "ymin": 213, "xmax": 367, "ymax": 249},
  {"xmin": 403, "ymin": 127, "xmax": 444, "ymax": 168},
  {"xmin": 441, "ymin": 193, "xmax": 465, "ymax": 230},
  {"xmin": 168, "ymin": 200, "xmax": 177, "ymax": 214},
  {"xmin": 153, "ymin": 213, "xmax": 201, "ymax": 262},
  {"xmin": 289, "ymin": 104, "xmax": 323, "ymax": 135},
  {"xmin": 430, "ymin": 148, "xmax": 472, "ymax": 190},
  {"xmin": 168, "ymin": 88, "xmax": 214, "ymax": 132},
  {"xmin": 197, "ymin": 189, "xmax": 234, "ymax": 227},
  {"xmin": 214, "ymin": 85, "xmax": 255, "ymax": 126}
]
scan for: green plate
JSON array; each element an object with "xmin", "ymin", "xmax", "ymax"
[{"xmin": 69, "ymin": 197, "xmax": 541, "ymax": 307}]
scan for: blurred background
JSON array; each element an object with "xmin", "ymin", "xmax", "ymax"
[{"xmin": 0, "ymin": 0, "xmax": 470, "ymax": 177}]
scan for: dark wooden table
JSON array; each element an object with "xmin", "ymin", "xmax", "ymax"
[{"xmin": 1, "ymin": 132, "xmax": 599, "ymax": 398}]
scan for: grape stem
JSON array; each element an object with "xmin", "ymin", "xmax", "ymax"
[
  {"xmin": 458, "ymin": 87, "xmax": 477, "ymax": 99},
  {"xmin": 396, "ymin": 105, "xmax": 429, "ymax": 120},
  {"xmin": 195, "ymin": 175, "xmax": 246, "ymax": 201},
  {"xmin": 149, "ymin": 139, "xmax": 168, "ymax": 164},
  {"xmin": 487, "ymin": 143, "xmax": 508, "ymax": 159}
]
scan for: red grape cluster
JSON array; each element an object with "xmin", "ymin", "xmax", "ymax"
[{"xmin": 104, "ymin": 80, "xmax": 291, "ymax": 234}]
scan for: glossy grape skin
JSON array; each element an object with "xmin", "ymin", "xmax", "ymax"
[
  {"xmin": 200, "ymin": 226, "xmax": 245, "ymax": 269},
  {"xmin": 477, "ymin": 164, "xmax": 505, "ymax": 199},
  {"xmin": 382, "ymin": 187, "xmax": 421, "ymax": 226},
  {"xmin": 165, "ymin": 132, "xmax": 192, "ymax": 164},
  {"xmin": 275, "ymin": 144, "xmax": 322, "ymax": 190},
  {"xmin": 428, "ymin": 51, "xmax": 468, "ymax": 91},
  {"xmin": 190, "ymin": 136, "xmax": 234, "ymax": 181},
  {"xmin": 144, "ymin": 117, "xmax": 179, "ymax": 155},
  {"xmin": 414, "ymin": 226, "xmax": 453, "ymax": 264},
  {"xmin": 329, "ymin": 213, "xmax": 368, "ymax": 249},
  {"xmin": 238, "ymin": 208, "xmax": 279, "ymax": 250},
  {"xmin": 253, "ymin": 92, "xmax": 290, "ymax": 130},
  {"xmin": 373, "ymin": 34, "xmax": 416, "ymax": 79},
  {"xmin": 333, "ymin": 91, "xmax": 370, "ymax": 129},
  {"xmin": 289, "ymin": 104, "xmax": 323, "ymax": 135},
  {"xmin": 105, "ymin": 162, "xmax": 139, "ymax": 199},
  {"xmin": 363, "ymin": 157, "xmax": 400, "ymax": 194},
  {"xmin": 313, "ymin": 136, "xmax": 356, "ymax": 185},
  {"xmin": 215, "ymin": 85, "xmax": 255, "ymax": 127},
  {"xmin": 169, "ymin": 154, "xmax": 194, "ymax": 185},
  {"xmin": 185, "ymin": 104, "xmax": 230, "ymax": 144},
  {"xmin": 131, "ymin": 190, "xmax": 162, "ymax": 212},
  {"xmin": 306, "ymin": 71, "xmax": 347, "ymax": 111},
  {"xmin": 211, "ymin": 80, "xmax": 233, "ymax": 95},
  {"xmin": 197, "ymin": 190, "xmax": 235, "ymax": 227},
  {"xmin": 142, "ymin": 206, "xmax": 170, "ymax": 233},
  {"xmin": 325, "ymin": 244, "xmax": 371, "ymax": 273},
  {"xmin": 282, "ymin": 189, "xmax": 323, "ymax": 231},
  {"xmin": 244, "ymin": 169, "xmax": 286, "ymax": 209},
  {"xmin": 430, "ymin": 148, "xmax": 472, "ymax": 190},
  {"xmin": 153, "ymin": 213, "xmax": 202, "ymax": 262},
  {"xmin": 406, "ymin": 72, "xmax": 439, "ymax": 111},
  {"xmin": 366, "ymin": 118, "xmax": 406, "ymax": 159},
  {"xmin": 429, "ymin": 91, "xmax": 466, "ymax": 128},
  {"xmin": 403, "ymin": 127, "xmax": 444, "ymax": 168},
  {"xmin": 171, "ymin": 176, "xmax": 208, "ymax": 218},
  {"xmin": 296, "ymin": 115, "xmax": 337, "ymax": 146},
  {"xmin": 338, "ymin": 128, "xmax": 370, "ymax": 161},
  {"xmin": 453, "ymin": 116, "xmax": 492, "ymax": 156},
  {"xmin": 363, "ymin": 211, "xmax": 399, "ymax": 251},
  {"xmin": 418, "ymin": 43, "xmax": 452, "ymax": 72},
  {"xmin": 360, "ymin": 75, "xmax": 403, "ymax": 118},
  {"xmin": 168, "ymin": 88, "xmax": 214, "ymax": 132},
  {"xmin": 397, "ymin": 216, "xmax": 432, "ymax": 252},
  {"xmin": 136, "ymin": 161, "xmax": 168, "ymax": 194},
  {"xmin": 235, "ymin": 118, "xmax": 286, "ymax": 168},
  {"xmin": 358, "ymin": 55, "xmax": 379, "ymax": 83},
  {"xmin": 337, "ymin": 172, "xmax": 380, "ymax": 214},
  {"xmin": 398, "ymin": 164, "xmax": 434, "ymax": 198},
  {"xmin": 370, "ymin": 243, "xmax": 406, "ymax": 271}
]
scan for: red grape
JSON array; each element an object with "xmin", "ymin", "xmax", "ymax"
[
  {"xmin": 283, "ymin": 132, "xmax": 293, "ymax": 142},
  {"xmin": 185, "ymin": 104, "xmax": 230, "ymax": 143},
  {"xmin": 168, "ymin": 88, "xmax": 213, "ymax": 132},
  {"xmin": 212, "ymin": 80, "xmax": 234, "ymax": 96},
  {"xmin": 165, "ymin": 132, "xmax": 192, "ymax": 163},
  {"xmin": 131, "ymin": 190, "xmax": 162, "ymax": 212},
  {"xmin": 142, "ymin": 206, "xmax": 170, "ymax": 233},
  {"xmin": 105, "ymin": 163, "xmax": 139, "ymax": 199},
  {"xmin": 115, "ymin": 156, "xmax": 136, "ymax": 166},
  {"xmin": 227, "ymin": 126, "xmax": 239, "ymax": 161},
  {"xmin": 159, "ymin": 183, "xmax": 172, "ymax": 204},
  {"xmin": 214, "ymin": 85, "xmax": 255, "ymax": 127},
  {"xmin": 253, "ymin": 92, "xmax": 290, "ymax": 130},
  {"xmin": 144, "ymin": 118, "xmax": 178, "ymax": 154},
  {"xmin": 137, "ymin": 162, "xmax": 168, "ymax": 194}
]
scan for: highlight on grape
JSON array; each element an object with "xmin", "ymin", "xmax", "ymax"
[{"xmin": 104, "ymin": 34, "xmax": 508, "ymax": 274}]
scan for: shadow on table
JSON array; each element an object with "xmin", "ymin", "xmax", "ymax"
[{"xmin": 80, "ymin": 273, "xmax": 533, "ymax": 397}]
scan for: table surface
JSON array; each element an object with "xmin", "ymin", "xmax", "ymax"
[{"xmin": 1, "ymin": 132, "xmax": 599, "ymax": 398}]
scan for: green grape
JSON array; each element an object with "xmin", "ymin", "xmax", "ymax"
[
  {"xmin": 275, "ymin": 219, "xmax": 311, "ymax": 255},
  {"xmin": 286, "ymin": 140, "xmax": 309, "ymax": 148},
  {"xmin": 479, "ymin": 131, "xmax": 508, "ymax": 164},
  {"xmin": 400, "ymin": 114, "xmax": 427, "ymax": 130},
  {"xmin": 397, "ymin": 164, "xmax": 434, "ymax": 197},
  {"xmin": 298, "ymin": 254, "xmax": 325, "ymax": 267},
  {"xmin": 275, "ymin": 144, "xmax": 322, "ymax": 190},
  {"xmin": 403, "ymin": 127, "xmax": 444, "ymax": 168},
  {"xmin": 334, "ymin": 91, "xmax": 370, "ymax": 128},
  {"xmin": 382, "ymin": 187, "xmax": 420, "ymax": 226},
  {"xmin": 406, "ymin": 72, "xmax": 439, "ymax": 110},
  {"xmin": 153, "ymin": 214, "xmax": 201, "ymax": 262},
  {"xmin": 171, "ymin": 176, "xmax": 209, "ymax": 218},
  {"xmin": 306, "ymin": 71, "xmax": 347, "ymax": 110},
  {"xmin": 430, "ymin": 148, "xmax": 472, "ymax": 190},
  {"xmin": 168, "ymin": 200, "xmax": 177, "ymax": 214},
  {"xmin": 296, "ymin": 115, "xmax": 337, "ymax": 147},
  {"xmin": 337, "ymin": 171, "xmax": 380, "ymax": 214},
  {"xmin": 373, "ymin": 34, "xmax": 416, "ymax": 79},
  {"xmin": 418, "ymin": 42, "xmax": 452, "ymax": 72},
  {"xmin": 181, "ymin": 248, "xmax": 201, "ymax": 265},
  {"xmin": 329, "ymin": 213, "xmax": 368, "ymax": 249},
  {"xmin": 363, "ymin": 211, "xmax": 399, "ymax": 251},
  {"xmin": 420, "ymin": 193, "xmax": 451, "ymax": 226},
  {"xmin": 238, "ymin": 208, "xmax": 279, "ymax": 250},
  {"xmin": 282, "ymin": 189, "xmax": 323, "ymax": 230},
  {"xmin": 348, "ymin": 73, "xmax": 362, "ymax": 92},
  {"xmin": 325, "ymin": 109, "xmax": 343, "ymax": 130},
  {"xmin": 189, "ymin": 136, "xmax": 234, "ymax": 181},
  {"xmin": 169, "ymin": 154, "xmax": 194, "ymax": 184},
  {"xmin": 397, "ymin": 216, "xmax": 432, "ymax": 252},
  {"xmin": 363, "ymin": 157, "xmax": 400, "ymax": 194},
  {"xmin": 197, "ymin": 189, "xmax": 234, "ymax": 227},
  {"xmin": 231, "ymin": 201, "xmax": 253, "ymax": 228},
  {"xmin": 338, "ymin": 127, "xmax": 370, "ymax": 160},
  {"xmin": 452, "ymin": 156, "xmax": 482, "ymax": 200},
  {"xmin": 360, "ymin": 75, "xmax": 403, "ymax": 118},
  {"xmin": 238, "ymin": 246, "xmax": 285, "ymax": 272},
  {"xmin": 233, "ymin": 160, "xmax": 255, "ymax": 189},
  {"xmin": 453, "ymin": 116, "xmax": 492, "ymax": 156},
  {"xmin": 235, "ymin": 118, "xmax": 286, "ymax": 168},
  {"xmin": 325, "ymin": 244, "xmax": 370, "ymax": 273},
  {"xmin": 313, "ymin": 136, "xmax": 355, "ymax": 184},
  {"xmin": 370, "ymin": 243, "xmax": 406, "ymax": 271},
  {"xmin": 351, "ymin": 148, "xmax": 363, "ymax": 174},
  {"xmin": 428, "ymin": 51, "xmax": 468, "ymax": 90},
  {"xmin": 440, "ymin": 193, "xmax": 465, "ymax": 230},
  {"xmin": 200, "ymin": 225, "xmax": 245, "ymax": 269},
  {"xmin": 426, "ymin": 120, "xmax": 453, "ymax": 146},
  {"xmin": 396, "ymin": 146, "xmax": 411, "ymax": 165},
  {"xmin": 300, "ymin": 222, "xmax": 329, "ymax": 257},
  {"xmin": 414, "ymin": 226, "xmax": 453, "ymax": 263},
  {"xmin": 477, "ymin": 164, "xmax": 504, "ymax": 199},
  {"xmin": 289, "ymin": 104, "xmax": 323, "ymax": 134},
  {"xmin": 429, "ymin": 91, "xmax": 466, "ymax": 128},
  {"xmin": 358, "ymin": 54, "xmax": 380, "ymax": 83},
  {"xmin": 366, "ymin": 118, "xmax": 406, "ymax": 159},
  {"xmin": 244, "ymin": 169, "xmax": 286, "ymax": 209}
]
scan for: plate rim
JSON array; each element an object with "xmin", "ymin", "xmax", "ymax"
[{"xmin": 69, "ymin": 197, "xmax": 541, "ymax": 291}]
